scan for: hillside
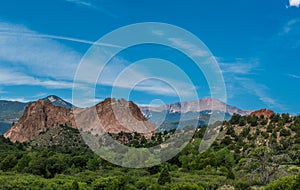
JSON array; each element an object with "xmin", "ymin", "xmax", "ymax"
[
  {"xmin": 0, "ymin": 108, "xmax": 300, "ymax": 189},
  {"xmin": 216, "ymin": 109, "xmax": 300, "ymax": 153}
]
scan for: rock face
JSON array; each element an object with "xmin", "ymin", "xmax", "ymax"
[
  {"xmin": 4, "ymin": 98, "xmax": 156, "ymax": 143},
  {"xmin": 140, "ymin": 98, "xmax": 251, "ymax": 116},
  {"xmin": 74, "ymin": 98, "xmax": 156, "ymax": 136},
  {"xmin": 250, "ymin": 108, "xmax": 274, "ymax": 118},
  {"xmin": 4, "ymin": 100, "xmax": 75, "ymax": 143}
]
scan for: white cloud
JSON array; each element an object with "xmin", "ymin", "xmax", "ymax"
[
  {"xmin": 65, "ymin": 0, "xmax": 94, "ymax": 8},
  {"xmin": 287, "ymin": 73, "xmax": 300, "ymax": 79},
  {"xmin": 219, "ymin": 63, "xmax": 253, "ymax": 74},
  {"xmin": 64, "ymin": 0, "xmax": 118, "ymax": 18},
  {"xmin": 235, "ymin": 77, "xmax": 285, "ymax": 110},
  {"xmin": 218, "ymin": 58, "xmax": 285, "ymax": 110},
  {"xmin": 0, "ymin": 66, "xmax": 74, "ymax": 89},
  {"xmin": 289, "ymin": 0, "xmax": 300, "ymax": 7},
  {"xmin": 0, "ymin": 22, "xmax": 81, "ymax": 80},
  {"xmin": 168, "ymin": 38, "xmax": 209, "ymax": 57},
  {"xmin": 276, "ymin": 19, "xmax": 300, "ymax": 49},
  {"xmin": 218, "ymin": 58, "xmax": 259, "ymax": 75},
  {"xmin": 0, "ymin": 22, "xmax": 195, "ymax": 99},
  {"xmin": 96, "ymin": 57, "xmax": 197, "ymax": 98},
  {"xmin": 279, "ymin": 19, "xmax": 300, "ymax": 35},
  {"xmin": 0, "ymin": 32, "xmax": 122, "ymax": 48}
]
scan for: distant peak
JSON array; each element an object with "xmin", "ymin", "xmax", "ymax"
[
  {"xmin": 47, "ymin": 95, "xmax": 58, "ymax": 102},
  {"xmin": 42, "ymin": 95, "xmax": 73, "ymax": 109}
]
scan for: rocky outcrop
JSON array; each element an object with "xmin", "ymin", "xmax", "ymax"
[
  {"xmin": 74, "ymin": 98, "xmax": 156, "ymax": 136},
  {"xmin": 250, "ymin": 108, "xmax": 274, "ymax": 118},
  {"xmin": 4, "ymin": 98, "xmax": 156, "ymax": 143},
  {"xmin": 4, "ymin": 100, "xmax": 75, "ymax": 143}
]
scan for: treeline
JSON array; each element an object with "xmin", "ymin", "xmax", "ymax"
[{"xmin": 0, "ymin": 113, "xmax": 300, "ymax": 189}]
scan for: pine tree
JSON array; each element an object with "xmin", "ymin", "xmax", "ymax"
[{"xmin": 158, "ymin": 167, "xmax": 171, "ymax": 185}]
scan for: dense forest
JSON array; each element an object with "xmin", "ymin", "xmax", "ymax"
[{"xmin": 1, "ymin": 113, "xmax": 300, "ymax": 189}]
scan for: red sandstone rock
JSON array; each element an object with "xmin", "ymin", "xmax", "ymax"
[
  {"xmin": 250, "ymin": 108, "xmax": 274, "ymax": 118},
  {"xmin": 4, "ymin": 98, "xmax": 156, "ymax": 143}
]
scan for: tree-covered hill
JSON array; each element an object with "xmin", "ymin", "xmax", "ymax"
[{"xmin": 0, "ymin": 112, "xmax": 300, "ymax": 189}]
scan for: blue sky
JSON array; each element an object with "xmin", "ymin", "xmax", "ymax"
[{"xmin": 0, "ymin": 0, "xmax": 300, "ymax": 114}]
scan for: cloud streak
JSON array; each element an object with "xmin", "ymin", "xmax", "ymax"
[
  {"xmin": 0, "ymin": 66, "xmax": 74, "ymax": 89},
  {"xmin": 168, "ymin": 38, "xmax": 209, "ymax": 57},
  {"xmin": 65, "ymin": 0, "xmax": 118, "ymax": 18},
  {"xmin": 219, "ymin": 58, "xmax": 284, "ymax": 110},
  {"xmin": 0, "ymin": 22, "xmax": 81, "ymax": 80},
  {"xmin": 287, "ymin": 73, "xmax": 300, "ymax": 79},
  {"xmin": 65, "ymin": 0, "xmax": 94, "ymax": 8},
  {"xmin": 237, "ymin": 77, "xmax": 285, "ymax": 110},
  {"xmin": 0, "ymin": 21, "xmax": 197, "ymax": 99},
  {"xmin": 219, "ymin": 59, "xmax": 259, "ymax": 75}
]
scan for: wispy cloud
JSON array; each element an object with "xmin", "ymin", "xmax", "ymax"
[
  {"xmin": 219, "ymin": 58, "xmax": 284, "ymax": 110},
  {"xmin": 64, "ymin": 0, "xmax": 118, "ymax": 18},
  {"xmin": 287, "ymin": 73, "xmax": 300, "ymax": 79},
  {"xmin": 0, "ymin": 66, "xmax": 74, "ymax": 89},
  {"xmin": 0, "ymin": 21, "xmax": 197, "ymax": 100},
  {"xmin": 96, "ymin": 57, "xmax": 197, "ymax": 98},
  {"xmin": 279, "ymin": 19, "xmax": 300, "ymax": 35},
  {"xmin": 168, "ymin": 38, "xmax": 209, "ymax": 57},
  {"xmin": 65, "ymin": 0, "xmax": 94, "ymax": 8},
  {"xmin": 237, "ymin": 77, "xmax": 285, "ymax": 110},
  {"xmin": 0, "ymin": 22, "xmax": 81, "ymax": 80},
  {"xmin": 276, "ymin": 19, "xmax": 300, "ymax": 49},
  {"xmin": 219, "ymin": 58, "xmax": 259, "ymax": 75},
  {"xmin": 0, "ymin": 31, "xmax": 122, "ymax": 48}
]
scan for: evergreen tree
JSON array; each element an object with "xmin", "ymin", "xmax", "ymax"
[{"xmin": 158, "ymin": 167, "xmax": 171, "ymax": 185}]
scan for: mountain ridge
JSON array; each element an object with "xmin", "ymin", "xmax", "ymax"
[
  {"xmin": 4, "ymin": 98, "xmax": 156, "ymax": 143},
  {"xmin": 140, "ymin": 97, "xmax": 252, "ymax": 116},
  {"xmin": 0, "ymin": 95, "xmax": 253, "ymax": 135}
]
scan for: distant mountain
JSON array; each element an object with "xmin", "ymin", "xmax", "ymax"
[
  {"xmin": 42, "ymin": 95, "xmax": 73, "ymax": 109},
  {"xmin": 0, "ymin": 95, "xmax": 73, "ymax": 135},
  {"xmin": 0, "ymin": 100, "xmax": 28, "ymax": 122},
  {"xmin": 0, "ymin": 122, "xmax": 11, "ymax": 134},
  {"xmin": 141, "ymin": 98, "xmax": 251, "ymax": 116},
  {"xmin": 140, "ymin": 98, "xmax": 250, "ymax": 132},
  {"xmin": 0, "ymin": 100, "xmax": 28, "ymax": 134}
]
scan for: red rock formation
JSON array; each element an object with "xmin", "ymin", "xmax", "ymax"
[
  {"xmin": 4, "ymin": 98, "xmax": 156, "ymax": 143},
  {"xmin": 75, "ymin": 98, "xmax": 156, "ymax": 136},
  {"xmin": 250, "ymin": 108, "xmax": 274, "ymax": 118},
  {"xmin": 4, "ymin": 100, "xmax": 75, "ymax": 143}
]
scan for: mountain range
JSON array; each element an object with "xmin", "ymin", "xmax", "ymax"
[
  {"xmin": 140, "ymin": 98, "xmax": 251, "ymax": 132},
  {"xmin": 0, "ymin": 95, "xmax": 252, "ymax": 136}
]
